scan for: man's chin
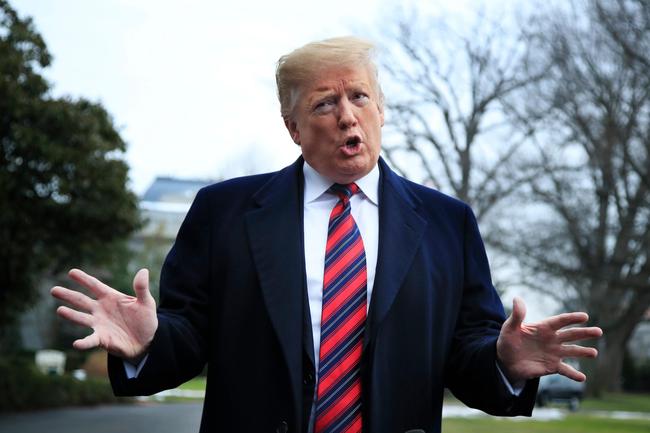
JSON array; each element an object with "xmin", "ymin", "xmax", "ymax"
[{"xmin": 331, "ymin": 161, "xmax": 375, "ymax": 183}]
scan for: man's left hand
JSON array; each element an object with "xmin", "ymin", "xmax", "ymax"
[{"xmin": 496, "ymin": 297, "xmax": 603, "ymax": 383}]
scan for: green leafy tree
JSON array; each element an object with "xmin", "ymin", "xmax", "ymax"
[{"xmin": 0, "ymin": 0, "xmax": 140, "ymax": 348}]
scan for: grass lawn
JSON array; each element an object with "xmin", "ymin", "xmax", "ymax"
[
  {"xmin": 441, "ymin": 393, "xmax": 650, "ymax": 433},
  {"xmin": 153, "ymin": 377, "xmax": 206, "ymax": 402},
  {"xmin": 177, "ymin": 377, "xmax": 207, "ymax": 391},
  {"xmin": 442, "ymin": 415, "xmax": 650, "ymax": 433},
  {"xmin": 581, "ymin": 392, "xmax": 650, "ymax": 413},
  {"xmin": 444, "ymin": 391, "xmax": 650, "ymax": 412}
]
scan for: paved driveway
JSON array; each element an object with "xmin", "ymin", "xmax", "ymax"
[
  {"xmin": 3, "ymin": 401, "xmax": 649, "ymax": 432},
  {"xmin": 0, "ymin": 402, "xmax": 203, "ymax": 433}
]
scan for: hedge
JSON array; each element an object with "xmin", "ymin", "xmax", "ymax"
[{"xmin": 0, "ymin": 357, "xmax": 121, "ymax": 412}]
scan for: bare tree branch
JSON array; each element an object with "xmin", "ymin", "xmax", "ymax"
[
  {"xmin": 499, "ymin": 0, "xmax": 650, "ymax": 395},
  {"xmin": 379, "ymin": 9, "xmax": 540, "ymax": 221}
]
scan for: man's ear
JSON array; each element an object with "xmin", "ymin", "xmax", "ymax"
[
  {"xmin": 378, "ymin": 103, "xmax": 385, "ymax": 127},
  {"xmin": 284, "ymin": 117, "xmax": 300, "ymax": 145}
]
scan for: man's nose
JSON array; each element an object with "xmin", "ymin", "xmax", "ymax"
[{"xmin": 337, "ymin": 99, "xmax": 358, "ymax": 129}]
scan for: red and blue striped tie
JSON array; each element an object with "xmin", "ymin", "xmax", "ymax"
[{"xmin": 315, "ymin": 183, "xmax": 366, "ymax": 433}]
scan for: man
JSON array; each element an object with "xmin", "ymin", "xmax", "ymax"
[{"xmin": 51, "ymin": 37, "xmax": 602, "ymax": 433}]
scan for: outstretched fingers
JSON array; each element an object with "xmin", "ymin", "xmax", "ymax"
[
  {"xmin": 561, "ymin": 344, "xmax": 598, "ymax": 359},
  {"xmin": 544, "ymin": 312, "xmax": 589, "ymax": 330},
  {"xmin": 505, "ymin": 296, "xmax": 527, "ymax": 330},
  {"xmin": 72, "ymin": 332, "xmax": 101, "ymax": 351},
  {"xmin": 557, "ymin": 326, "xmax": 603, "ymax": 343},
  {"xmin": 132, "ymin": 268, "xmax": 152, "ymax": 304},
  {"xmin": 51, "ymin": 285, "xmax": 95, "ymax": 312},
  {"xmin": 68, "ymin": 268, "xmax": 111, "ymax": 297},
  {"xmin": 57, "ymin": 306, "xmax": 94, "ymax": 328},
  {"xmin": 557, "ymin": 362, "xmax": 586, "ymax": 382}
]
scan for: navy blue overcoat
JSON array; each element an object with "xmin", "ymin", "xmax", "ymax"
[{"xmin": 109, "ymin": 157, "xmax": 538, "ymax": 433}]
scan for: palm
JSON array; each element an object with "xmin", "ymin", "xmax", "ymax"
[
  {"xmin": 90, "ymin": 287, "xmax": 158, "ymax": 359},
  {"xmin": 496, "ymin": 297, "xmax": 602, "ymax": 383},
  {"xmin": 51, "ymin": 268, "xmax": 158, "ymax": 361}
]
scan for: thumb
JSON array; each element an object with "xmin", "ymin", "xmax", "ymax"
[
  {"xmin": 133, "ymin": 268, "xmax": 152, "ymax": 303},
  {"xmin": 506, "ymin": 296, "xmax": 527, "ymax": 330}
]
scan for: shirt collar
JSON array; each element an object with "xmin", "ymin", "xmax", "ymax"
[{"xmin": 303, "ymin": 161, "xmax": 379, "ymax": 205}]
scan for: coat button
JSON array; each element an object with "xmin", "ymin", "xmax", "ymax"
[
  {"xmin": 276, "ymin": 420, "xmax": 288, "ymax": 433},
  {"xmin": 304, "ymin": 372, "xmax": 314, "ymax": 385}
]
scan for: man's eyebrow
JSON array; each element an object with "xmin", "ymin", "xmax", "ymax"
[
  {"xmin": 308, "ymin": 89, "xmax": 336, "ymax": 103},
  {"xmin": 347, "ymin": 82, "xmax": 370, "ymax": 90},
  {"xmin": 308, "ymin": 81, "xmax": 369, "ymax": 100}
]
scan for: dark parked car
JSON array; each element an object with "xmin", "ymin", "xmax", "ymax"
[{"xmin": 536, "ymin": 374, "xmax": 585, "ymax": 411}]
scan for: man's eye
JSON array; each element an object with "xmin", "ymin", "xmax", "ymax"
[
  {"xmin": 314, "ymin": 100, "xmax": 335, "ymax": 113},
  {"xmin": 352, "ymin": 93, "xmax": 369, "ymax": 104}
]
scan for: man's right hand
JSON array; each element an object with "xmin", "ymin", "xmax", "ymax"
[{"xmin": 51, "ymin": 268, "xmax": 158, "ymax": 363}]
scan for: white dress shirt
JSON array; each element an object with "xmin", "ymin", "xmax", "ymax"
[{"xmin": 302, "ymin": 161, "xmax": 379, "ymax": 369}]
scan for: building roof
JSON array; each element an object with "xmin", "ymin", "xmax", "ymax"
[
  {"xmin": 137, "ymin": 176, "xmax": 215, "ymax": 239},
  {"xmin": 141, "ymin": 176, "xmax": 214, "ymax": 204}
]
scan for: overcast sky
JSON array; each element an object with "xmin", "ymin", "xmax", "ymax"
[
  {"xmin": 12, "ymin": 0, "xmax": 492, "ymax": 194},
  {"xmin": 12, "ymin": 0, "xmax": 557, "ymax": 319}
]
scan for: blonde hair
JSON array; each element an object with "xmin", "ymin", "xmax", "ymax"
[{"xmin": 275, "ymin": 36, "xmax": 384, "ymax": 120}]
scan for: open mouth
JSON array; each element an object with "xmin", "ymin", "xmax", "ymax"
[
  {"xmin": 345, "ymin": 136, "xmax": 361, "ymax": 147},
  {"xmin": 340, "ymin": 136, "xmax": 362, "ymax": 156}
]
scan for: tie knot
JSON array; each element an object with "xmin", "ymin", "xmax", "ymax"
[{"xmin": 328, "ymin": 183, "xmax": 360, "ymax": 202}]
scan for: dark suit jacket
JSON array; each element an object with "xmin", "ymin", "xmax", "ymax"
[{"xmin": 109, "ymin": 157, "xmax": 538, "ymax": 433}]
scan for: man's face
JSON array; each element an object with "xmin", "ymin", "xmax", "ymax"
[{"xmin": 285, "ymin": 66, "xmax": 384, "ymax": 184}]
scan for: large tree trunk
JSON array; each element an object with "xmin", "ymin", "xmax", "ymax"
[
  {"xmin": 589, "ymin": 328, "xmax": 628, "ymax": 395},
  {"xmin": 587, "ymin": 294, "xmax": 650, "ymax": 396}
]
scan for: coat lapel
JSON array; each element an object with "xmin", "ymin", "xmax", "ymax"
[
  {"xmin": 366, "ymin": 158, "xmax": 428, "ymax": 347},
  {"xmin": 244, "ymin": 157, "xmax": 305, "ymax": 422},
  {"xmin": 243, "ymin": 156, "xmax": 427, "ymax": 415}
]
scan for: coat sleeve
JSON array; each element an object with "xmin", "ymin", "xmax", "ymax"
[
  {"xmin": 443, "ymin": 204, "xmax": 538, "ymax": 416},
  {"xmin": 109, "ymin": 188, "xmax": 212, "ymax": 396}
]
